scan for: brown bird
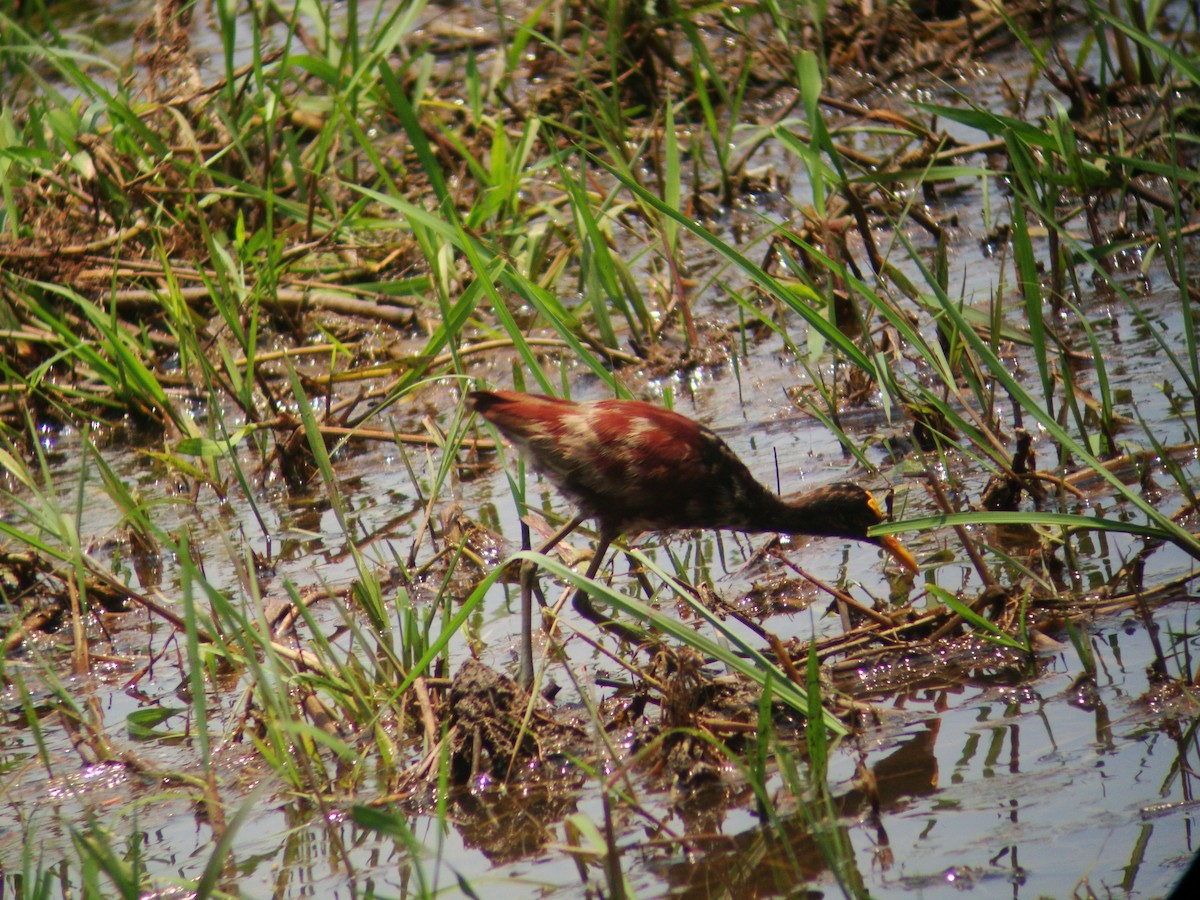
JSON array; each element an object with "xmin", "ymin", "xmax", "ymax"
[{"xmin": 469, "ymin": 390, "xmax": 917, "ymax": 686}]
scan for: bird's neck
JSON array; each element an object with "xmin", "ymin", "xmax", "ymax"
[{"xmin": 753, "ymin": 488, "xmax": 867, "ymax": 539}]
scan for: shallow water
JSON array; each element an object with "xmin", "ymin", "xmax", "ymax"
[
  {"xmin": 3, "ymin": 2, "xmax": 1200, "ymax": 898},
  {"xmin": 4, "ymin": 280, "xmax": 1196, "ymax": 896}
]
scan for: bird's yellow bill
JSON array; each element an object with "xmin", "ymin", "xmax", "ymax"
[
  {"xmin": 877, "ymin": 534, "xmax": 919, "ymax": 573},
  {"xmin": 863, "ymin": 491, "xmax": 919, "ymax": 573}
]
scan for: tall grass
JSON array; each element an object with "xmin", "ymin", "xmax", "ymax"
[{"xmin": 2, "ymin": 0, "xmax": 1198, "ymax": 896}]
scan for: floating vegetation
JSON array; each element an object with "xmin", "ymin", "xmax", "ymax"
[{"xmin": 1, "ymin": 0, "xmax": 1198, "ymax": 896}]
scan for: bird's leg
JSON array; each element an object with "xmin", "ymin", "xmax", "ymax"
[
  {"xmin": 623, "ymin": 549, "xmax": 657, "ymax": 603},
  {"xmin": 570, "ymin": 532, "xmax": 645, "ymax": 645},
  {"xmin": 517, "ymin": 513, "xmax": 588, "ymax": 689}
]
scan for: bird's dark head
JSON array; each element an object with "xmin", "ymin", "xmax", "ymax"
[{"xmin": 780, "ymin": 482, "xmax": 918, "ymax": 573}]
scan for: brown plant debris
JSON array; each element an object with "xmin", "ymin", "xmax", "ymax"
[{"xmin": 446, "ymin": 659, "xmax": 586, "ymax": 785}]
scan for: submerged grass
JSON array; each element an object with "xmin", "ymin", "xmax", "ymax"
[{"xmin": 1, "ymin": 0, "xmax": 1199, "ymax": 896}]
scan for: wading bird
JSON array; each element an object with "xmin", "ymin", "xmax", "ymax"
[{"xmin": 469, "ymin": 389, "xmax": 917, "ymax": 687}]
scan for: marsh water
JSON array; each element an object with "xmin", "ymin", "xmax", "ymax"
[
  {"xmin": 5, "ymin": 297, "xmax": 1197, "ymax": 898},
  {"xmin": 2, "ymin": 1, "xmax": 1199, "ymax": 898}
]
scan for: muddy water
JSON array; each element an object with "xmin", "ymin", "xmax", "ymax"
[
  {"xmin": 4, "ymin": 287, "xmax": 1196, "ymax": 898},
  {"xmin": 3, "ymin": 4, "xmax": 1200, "ymax": 900}
]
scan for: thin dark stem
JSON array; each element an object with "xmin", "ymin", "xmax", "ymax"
[{"xmin": 518, "ymin": 513, "xmax": 588, "ymax": 688}]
